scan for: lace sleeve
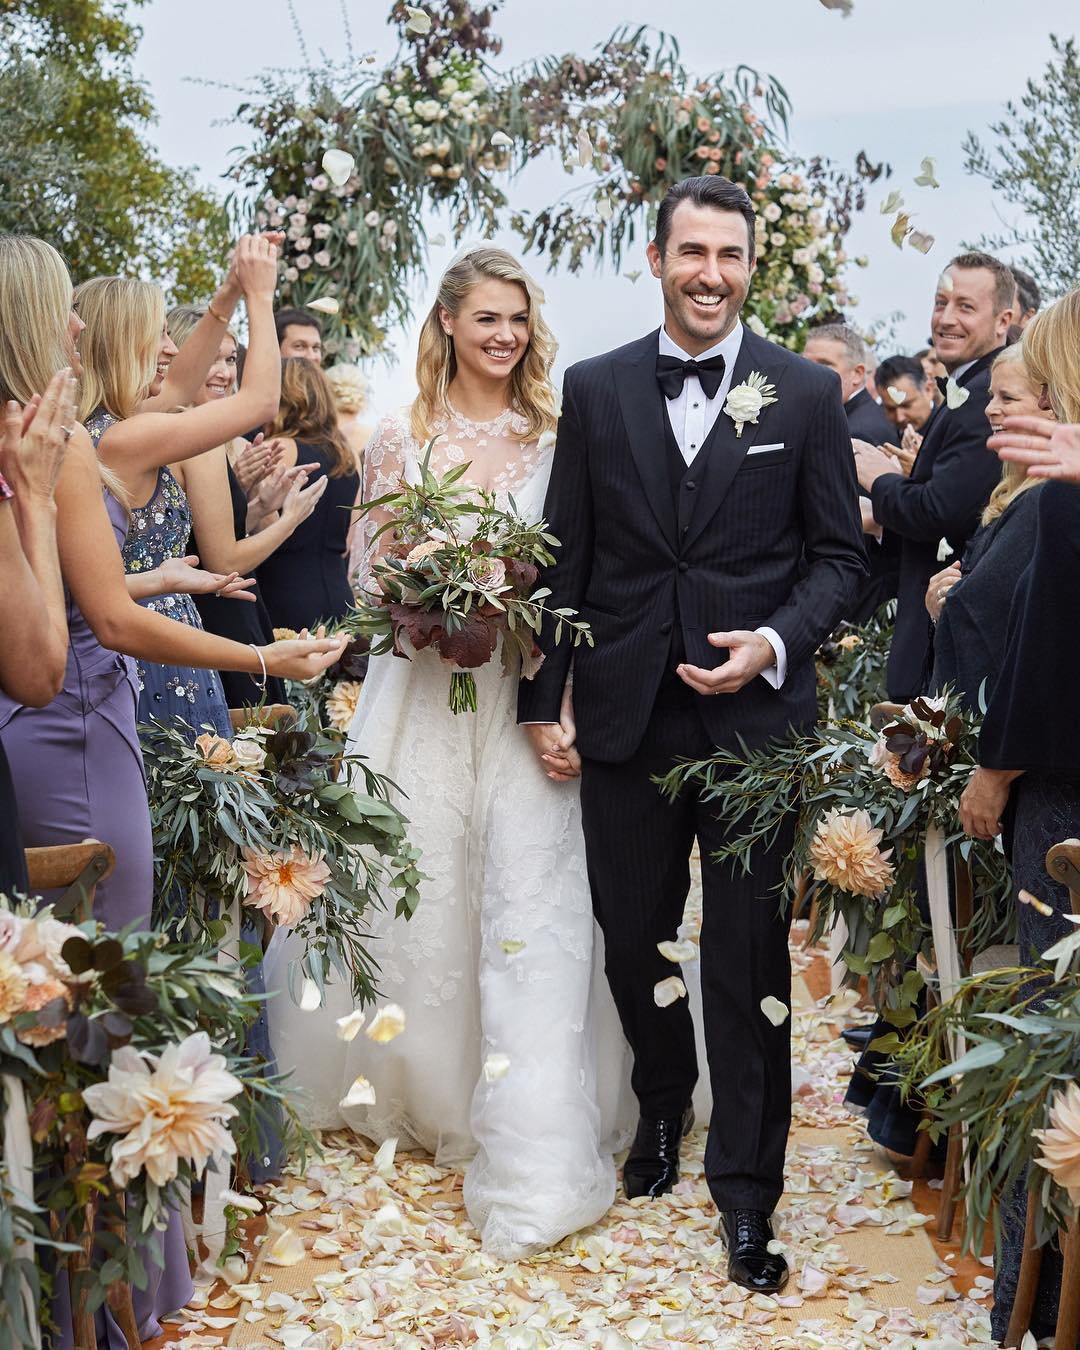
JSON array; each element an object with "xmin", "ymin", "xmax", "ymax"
[{"xmin": 348, "ymin": 408, "xmax": 416, "ymax": 592}]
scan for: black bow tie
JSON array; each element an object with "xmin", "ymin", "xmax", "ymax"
[
  {"xmin": 656, "ymin": 352, "xmax": 727, "ymax": 401},
  {"xmin": 936, "ymin": 375, "xmax": 948, "ymax": 398}
]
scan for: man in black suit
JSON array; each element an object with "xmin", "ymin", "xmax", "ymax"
[
  {"xmin": 518, "ymin": 176, "xmax": 867, "ymax": 1293},
  {"xmin": 873, "ymin": 354, "xmax": 940, "ymax": 444},
  {"xmin": 854, "ymin": 252, "xmax": 1014, "ymax": 701},
  {"xmin": 805, "ymin": 323, "xmax": 899, "ymax": 622}
]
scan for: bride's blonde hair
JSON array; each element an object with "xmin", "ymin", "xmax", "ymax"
[{"xmin": 411, "ymin": 247, "xmax": 558, "ymax": 445}]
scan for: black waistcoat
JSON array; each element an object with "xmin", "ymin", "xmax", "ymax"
[{"xmin": 660, "ymin": 398, "xmax": 726, "ymax": 670}]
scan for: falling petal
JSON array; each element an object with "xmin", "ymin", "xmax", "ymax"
[
  {"xmin": 263, "ymin": 1224, "xmax": 307, "ymax": 1267},
  {"xmin": 819, "ymin": 0, "xmax": 853, "ymax": 12},
  {"xmin": 299, "ymin": 977, "xmax": 322, "ymax": 1012},
  {"xmin": 339, "ymin": 1075, "xmax": 376, "ymax": 1109},
  {"xmin": 945, "ymin": 377, "xmax": 970, "ymax": 410},
  {"xmin": 938, "ymin": 269, "xmax": 955, "ymax": 293},
  {"xmin": 937, "ymin": 538, "xmax": 954, "ymax": 562},
  {"xmin": 908, "ymin": 230, "xmax": 935, "ymax": 254},
  {"xmin": 1020, "ymin": 888, "xmax": 1055, "ymax": 917},
  {"xmin": 761, "ymin": 995, "xmax": 790, "ymax": 1026},
  {"xmin": 879, "ymin": 190, "xmax": 904, "ymax": 215},
  {"xmin": 914, "ymin": 156, "xmax": 940, "ymax": 189},
  {"xmin": 500, "ymin": 939, "xmax": 527, "ymax": 955},
  {"xmin": 657, "ymin": 939, "xmax": 698, "ymax": 963},
  {"xmin": 483, "ymin": 1052, "xmax": 511, "ymax": 1082},
  {"xmin": 404, "ymin": 5, "xmax": 432, "ymax": 35},
  {"xmin": 890, "ymin": 212, "xmax": 912, "ymax": 248},
  {"xmin": 577, "ymin": 127, "xmax": 593, "ymax": 167},
  {"xmin": 373, "ymin": 1136, "xmax": 397, "ymax": 1178},
  {"xmin": 597, "ymin": 195, "xmax": 614, "ymax": 222},
  {"xmin": 654, "ymin": 975, "xmax": 687, "ymax": 1007},
  {"xmin": 490, "ymin": 130, "xmax": 513, "ymax": 149},
  {"xmin": 429, "ymin": 232, "xmax": 447, "ymax": 247},
  {"xmin": 307, "ymin": 296, "xmax": 340, "ymax": 315},
  {"xmin": 321, "ymin": 149, "xmax": 355, "ymax": 187},
  {"xmin": 335, "ymin": 1009, "xmax": 366, "ymax": 1041},
  {"xmin": 366, "ymin": 1003, "xmax": 406, "ymax": 1043},
  {"xmin": 221, "ymin": 1188, "xmax": 263, "ymax": 1215},
  {"xmin": 886, "ymin": 385, "xmax": 908, "ymax": 404},
  {"xmin": 537, "ymin": 430, "xmax": 557, "ymax": 453},
  {"xmin": 825, "ymin": 987, "xmax": 862, "ymax": 1015},
  {"xmin": 623, "ymin": 270, "xmax": 642, "ymax": 283}
]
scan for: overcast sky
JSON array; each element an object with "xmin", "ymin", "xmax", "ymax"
[{"xmin": 137, "ymin": 0, "xmax": 1074, "ymax": 411}]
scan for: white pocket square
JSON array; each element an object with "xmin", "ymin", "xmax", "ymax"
[{"xmin": 747, "ymin": 441, "xmax": 786, "ymax": 455}]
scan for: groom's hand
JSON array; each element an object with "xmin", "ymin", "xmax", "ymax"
[
  {"xmin": 677, "ymin": 630, "xmax": 775, "ymax": 696},
  {"xmin": 524, "ymin": 723, "xmax": 581, "ymax": 781}
]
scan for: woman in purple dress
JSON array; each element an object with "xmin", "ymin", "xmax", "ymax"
[{"xmin": 0, "ymin": 232, "xmax": 346, "ymax": 1349}]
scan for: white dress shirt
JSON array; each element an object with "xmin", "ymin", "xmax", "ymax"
[{"xmin": 658, "ymin": 326, "xmax": 787, "ymax": 689}]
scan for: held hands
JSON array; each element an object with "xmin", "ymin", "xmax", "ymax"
[
  {"xmin": 264, "ymin": 630, "xmax": 348, "ymax": 682},
  {"xmin": 221, "ymin": 232, "xmax": 286, "ymax": 308},
  {"xmin": 925, "ymin": 561, "xmax": 961, "ymax": 622},
  {"xmin": 231, "ymin": 234, "xmax": 280, "ymax": 304},
  {"xmin": 0, "ymin": 368, "xmax": 78, "ymax": 502},
  {"xmin": 989, "ymin": 416, "xmax": 1080, "ymax": 482},
  {"xmin": 677, "ymin": 630, "xmax": 774, "ymax": 696},
  {"xmin": 524, "ymin": 684, "xmax": 581, "ymax": 782},
  {"xmin": 156, "ymin": 555, "xmax": 257, "ymax": 602}
]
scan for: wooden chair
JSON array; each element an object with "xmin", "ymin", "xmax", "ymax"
[
  {"xmin": 24, "ymin": 839, "xmax": 142, "ymax": 1350},
  {"xmin": 1005, "ymin": 839, "xmax": 1080, "ymax": 1349}
]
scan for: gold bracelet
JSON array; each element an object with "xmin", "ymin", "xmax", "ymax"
[{"xmin": 207, "ymin": 299, "xmax": 230, "ymax": 325}]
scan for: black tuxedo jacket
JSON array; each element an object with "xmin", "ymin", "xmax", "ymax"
[
  {"xmin": 517, "ymin": 327, "xmax": 868, "ymax": 763},
  {"xmin": 845, "ymin": 388, "xmax": 901, "ymax": 624},
  {"xmin": 845, "ymin": 387, "xmax": 895, "ymax": 446},
  {"xmin": 870, "ymin": 348, "xmax": 1003, "ymax": 701}
]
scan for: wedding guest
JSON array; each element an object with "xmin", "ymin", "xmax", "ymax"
[
  {"xmin": 853, "ymin": 252, "xmax": 1013, "ymax": 701},
  {"xmin": 275, "ymin": 306, "xmax": 323, "ymax": 364},
  {"xmin": 75, "ymin": 236, "xmax": 285, "ymax": 735},
  {"xmin": 915, "ymin": 345, "xmax": 947, "ymax": 386},
  {"xmin": 325, "ymin": 363, "xmax": 372, "ymax": 579},
  {"xmin": 256, "ymin": 358, "xmax": 361, "ymax": 631},
  {"xmin": 958, "ymin": 291, "xmax": 1080, "ymax": 1343},
  {"xmin": 873, "ymin": 354, "xmax": 940, "ymax": 447},
  {"xmin": 845, "ymin": 343, "xmax": 1053, "ymax": 1157},
  {"xmin": 806, "ymin": 324, "xmax": 898, "ymax": 623},
  {"xmin": 1009, "ymin": 264, "xmax": 1040, "ymax": 332},
  {"xmin": 0, "ymin": 344, "xmax": 75, "ymax": 893},
  {"xmin": 166, "ymin": 304, "xmax": 329, "ymax": 706},
  {"xmin": 0, "ymin": 232, "xmax": 344, "ymax": 1350}
]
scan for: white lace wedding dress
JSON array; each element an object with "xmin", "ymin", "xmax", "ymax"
[{"xmin": 266, "ymin": 403, "xmax": 635, "ymax": 1260}]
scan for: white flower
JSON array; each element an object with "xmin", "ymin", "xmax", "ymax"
[
  {"xmin": 381, "ymin": 219, "xmax": 398, "ymax": 237},
  {"xmin": 295, "ymin": 198, "xmax": 310, "ymax": 215},
  {"xmin": 284, "ymin": 267, "xmax": 299, "ymax": 283},
  {"xmin": 83, "ymin": 1032, "xmax": 242, "ymax": 1188},
  {"xmin": 723, "ymin": 372, "xmax": 779, "ymax": 438},
  {"xmin": 296, "ymin": 254, "xmax": 312, "ymax": 270},
  {"xmin": 404, "ymin": 5, "xmax": 432, "ymax": 35},
  {"xmin": 313, "ymin": 250, "xmax": 331, "ymax": 267},
  {"xmin": 295, "ymin": 236, "xmax": 312, "ymax": 252},
  {"xmin": 346, "ymin": 230, "xmax": 359, "ymax": 246},
  {"xmin": 313, "ymin": 222, "xmax": 332, "ymax": 240},
  {"xmin": 364, "ymin": 210, "xmax": 380, "ymax": 227},
  {"xmin": 374, "ymin": 84, "xmax": 392, "ymax": 105},
  {"xmin": 763, "ymin": 202, "xmax": 782, "ymax": 222},
  {"xmin": 310, "ymin": 173, "xmax": 329, "ymax": 192},
  {"xmin": 945, "ymin": 377, "xmax": 970, "ymax": 410},
  {"xmin": 231, "ymin": 732, "xmax": 267, "ymax": 772}
]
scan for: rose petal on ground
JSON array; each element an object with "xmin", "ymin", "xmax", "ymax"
[{"xmin": 263, "ymin": 1225, "xmax": 307, "ymax": 1267}]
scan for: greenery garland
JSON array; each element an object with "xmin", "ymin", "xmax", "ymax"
[{"xmin": 226, "ymin": 3, "xmax": 881, "ymax": 357}]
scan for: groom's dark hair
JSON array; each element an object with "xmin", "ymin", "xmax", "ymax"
[{"xmin": 654, "ymin": 176, "xmax": 757, "ymax": 263}]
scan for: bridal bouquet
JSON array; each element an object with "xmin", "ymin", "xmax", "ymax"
[
  {"xmin": 143, "ymin": 715, "xmax": 422, "ymax": 1006},
  {"xmin": 660, "ymin": 691, "xmax": 1011, "ymax": 1021},
  {"xmin": 346, "ymin": 447, "xmax": 592, "ymax": 713}
]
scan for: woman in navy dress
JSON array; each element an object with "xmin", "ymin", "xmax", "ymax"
[{"xmin": 0, "ymin": 233, "xmax": 346, "ymax": 1348}]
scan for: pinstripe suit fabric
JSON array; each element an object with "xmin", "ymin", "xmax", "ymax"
[{"xmin": 518, "ymin": 325, "xmax": 867, "ymax": 1212}]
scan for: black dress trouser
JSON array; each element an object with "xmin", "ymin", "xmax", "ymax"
[{"xmin": 579, "ymin": 671, "xmax": 796, "ymax": 1213}]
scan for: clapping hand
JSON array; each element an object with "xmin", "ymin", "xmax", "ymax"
[
  {"xmin": 0, "ymin": 367, "xmax": 78, "ymax": 502},
  {"xmin": 233, "ymin": 434, "xmax": 282, "ymax": 494},
  {"xmin": 925, "ymin": 561, "xmax": 961, "ymax": 621},
  {"xmin": 989, "ymin": 416, "xmax": 1080, "ymax": 482},
  {"xmin": 156, "ymin": 555, "xmax": 257, "ymax": 602}
]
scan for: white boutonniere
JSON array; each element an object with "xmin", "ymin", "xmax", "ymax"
[
  {"xmin": 944, "ymin": 376, "xmax": 970, "ymax": 410},
  {"xmin": 724, "ymin": 371, "xmax": 778, "ymax": 438}
]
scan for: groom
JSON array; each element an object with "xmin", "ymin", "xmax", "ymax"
[{"xmin": 519, "ymin": 175, "xmax": 866, "ymax": 1292}]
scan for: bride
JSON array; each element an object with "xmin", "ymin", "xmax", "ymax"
[{"xmin": 267, "ymin": 246, "xmax": 634, "ymax": 1260}]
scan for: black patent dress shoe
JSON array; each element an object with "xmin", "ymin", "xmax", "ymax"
[
  {"xmin": 842, "ymin": 1024, "xmax": 874, "ymax": 1050},
  {"xmin": 720, "ymin": 1209, "xmax": 789, "ymax": 1293},
  {"xmin": 622, "ymin": 1103, "xmax": 695, "ymax": 1199}
]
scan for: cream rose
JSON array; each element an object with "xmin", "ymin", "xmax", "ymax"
[
  {"xmin": 724, "ymin": 383, "xmax": 765, "ymax": 425},
  {"xmin": 231, "ymin": 734, "xmax": 268, "ymax": 773},
  {"xmin": 195, "ymin": 733, "xmax": 238, "ymax": 771}
]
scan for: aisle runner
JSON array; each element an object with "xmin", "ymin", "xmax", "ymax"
[{"xmin": 167, "ymin": 944, "xmax": 995, "ymax": 1348}]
